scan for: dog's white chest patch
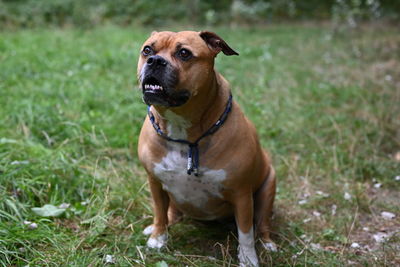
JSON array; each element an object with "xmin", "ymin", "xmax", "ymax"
[
  {"xmin": 153, "ymin": 147, "xmax": 226, "ymax": 208},
  {"xmin": 152, "ymin": 111, "xmax": 226, "ymax": 208}
]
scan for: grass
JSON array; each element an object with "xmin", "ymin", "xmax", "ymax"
[{"xmin": 0, "ymin": 24, "xmax": 399, "ymax": 266}]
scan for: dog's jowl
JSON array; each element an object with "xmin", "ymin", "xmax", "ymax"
[{"xmin": 136, "ymin": 30, "xmax": 277, "ymax": 267}]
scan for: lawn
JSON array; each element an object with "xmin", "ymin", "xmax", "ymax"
[{"xmin": 0, "ymin": 24, "xmax": 399, "ymax": 266}]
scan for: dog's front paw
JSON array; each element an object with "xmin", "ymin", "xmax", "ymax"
[
  {"xmin": 238, "ymin": 245, "xmax": 259, "ymax": 267},
  {"xmin": 147, "ymin": 233, "xmax": 168, "ymax": 249}
]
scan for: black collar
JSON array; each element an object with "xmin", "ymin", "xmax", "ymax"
[{"xmin": 147, "ymin": 93, "xmax": 233, "ymax": 176}]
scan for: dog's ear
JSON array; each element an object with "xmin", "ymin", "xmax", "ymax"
[
  {"xmin": 199, "ymin": 31, "xmax": 239, "ymax": 56},
  {"xmin": 151, "ymin": 31, "xmax": 158, "ymax": 36}
]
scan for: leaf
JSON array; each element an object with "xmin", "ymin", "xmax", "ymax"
[
  {"xmin": 0, "ymin": 138, "xmax": 18, "ymax": 144},
  {"xmin": 155, "ymin": 261, "xmax": 168, "ymax": 267},
  {"xmin": 31, "ymin": 204, "xmax": 66, "ymax": 217}
]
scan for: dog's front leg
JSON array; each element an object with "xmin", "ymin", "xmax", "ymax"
[
  {"xmin": 234, "ymin": 193, "xmax": 259, "ymax": 267},
  {"xmin": 144, "ymin": 175, "xmax": 169, "ymax": 249}
]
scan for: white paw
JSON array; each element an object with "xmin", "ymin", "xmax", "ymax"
[
  {"xmin": 146, "ymin": 233, "xmax": 167, "ymax": 249},
  {"xmin": 238, "ymin": 245, "xmax": 259, "ymax": 267},
  {"xmin": 237, "ymin": 227, "xmax": 259, "ymax": 266},
  {"xmin": 262, "ymin": 241, "xmax": 278, "ymax": 252},
  {"xmin": 143, "ymin": 225, "xmax": 154, "ymax": 236}
]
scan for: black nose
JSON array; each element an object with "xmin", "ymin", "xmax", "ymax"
[{"xmin": 147, "ymin": 55, "xmax": 167, "ymax": 67}]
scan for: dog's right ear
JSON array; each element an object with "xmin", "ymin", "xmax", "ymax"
[{"xmin": 199, "ymin": 31, "xmax": 239, "ymax": 56}]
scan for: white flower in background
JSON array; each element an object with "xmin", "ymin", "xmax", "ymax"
[
  {"xmin": 58, "ymin": 203, "xmax": 70, "ymax": 209},
  {"xmin": 298, "ymin": 199, "xmax": 308, "ymax": 205},
  {"xmin": 312, "ymin": 211, "xmax": 321, "ymax": 217},
  {"xmin": 373, "ymin": 183, "xmax": 381, "ymax": 188},
  {"xmin": 373, "ymin": 232, "xmax": 388, "ymax": 243},
  {"xmin": 23, "ymin": 221, "xmax": 38, "ymax": 229},
  {"xmin": 105, "ymin": 255, "xmax": 116, "ymax": 264},
  {"xmin": 316, "ymin": 191, "xmax": 329, "ymax": 197},
  {"xmin": 381, "ymin": 211, "xmax": 396, "ymax": 220},
  {"xmin": 331, "ymin": 204, "xmax": 337, "ymax": 216}
]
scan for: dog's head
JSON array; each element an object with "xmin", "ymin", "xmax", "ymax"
[{"xmin": 137, "ymin": 31, "xmax": 238, "ymax": 107}]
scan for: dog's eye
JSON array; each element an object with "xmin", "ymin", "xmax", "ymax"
[
  {"xmin": 142, "ymin": 46, "xmax": 153, "ymax": 56},
  {"xmin": 177, "ymin": 48, "xmax": 193, "ymax": 60}
]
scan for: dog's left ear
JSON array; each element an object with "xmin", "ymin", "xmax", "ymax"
[{"xmin": 199, "ymin": 31, "xmax": 239, "ymax": 56}]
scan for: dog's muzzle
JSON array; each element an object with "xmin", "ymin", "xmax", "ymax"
[{"xmin": 141, "ymin": 55, "xmax": 190, "ymax": 107}]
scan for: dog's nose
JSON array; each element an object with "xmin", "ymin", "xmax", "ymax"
[{"xmin": 147, "ymin": 55, "xmax": 167, "ymax": 67}]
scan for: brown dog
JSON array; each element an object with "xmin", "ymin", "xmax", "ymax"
[{"xmin": 137, "ymin": 31, "xmax": 276, "ymax": 266}]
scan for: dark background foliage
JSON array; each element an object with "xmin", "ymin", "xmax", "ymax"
[{"xmin": 0, "ymin": 0, "xmax": 399, "ymax": 28}]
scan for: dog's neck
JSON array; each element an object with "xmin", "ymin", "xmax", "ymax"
[{"xmin": 150, "ymin": 72, "xmax": 230, "ymax": 142}]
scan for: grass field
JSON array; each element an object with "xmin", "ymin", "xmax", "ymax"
[{"xmin": 1, "ymin": 24, "xmax": 399, "ymax": 266}]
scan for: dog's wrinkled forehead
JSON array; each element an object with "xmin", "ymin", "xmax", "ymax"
[{"xmin": 142, "ymin": 31, "xmax": 211, "ymax": 57}]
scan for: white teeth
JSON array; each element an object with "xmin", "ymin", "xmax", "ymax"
[{"xmin": 144, "ymin": 84, "xmax": 163, "ymax": 90}]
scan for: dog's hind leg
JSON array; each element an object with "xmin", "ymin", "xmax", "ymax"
[
  {"xmin": 254, "ymin": 166, "xmax": 277, "ymax": 251},
  {"xmin": 167, "ymin": 200, "xmax": 182, "ymax": 226}
]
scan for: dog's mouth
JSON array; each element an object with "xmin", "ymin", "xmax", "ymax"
[
  {"xmin": 142, "ymin": 76, "xmax": 169, "ymax": 106},
  {"xmin": 141, "ymin": 76, "xmax": 190, "ymax": 107},
  {"xmin": 143, "ymin": 77, "xmax": 165, "ymax": 93}
]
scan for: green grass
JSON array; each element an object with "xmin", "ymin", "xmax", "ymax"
[{"xmin": 1, "ymin": 24, "xmax": 399, "ymax": 266}]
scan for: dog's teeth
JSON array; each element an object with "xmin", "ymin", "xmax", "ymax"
[{"xmin": 144, "ymin": 83, "xmax": 163, "ymax": 91}]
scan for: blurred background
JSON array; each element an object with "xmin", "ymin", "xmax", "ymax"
[{"xmin": 1, "ymin": 0, "xmax": 399, "ymax": 29}]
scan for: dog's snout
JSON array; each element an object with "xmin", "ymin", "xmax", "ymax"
[{"xmin": 147, "ymin": 55, "xmax": 167, "ymax": 67}]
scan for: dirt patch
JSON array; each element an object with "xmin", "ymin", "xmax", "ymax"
[{"xmin": 347, "ymin": 185, "xmax": 400, "ymax": 265}]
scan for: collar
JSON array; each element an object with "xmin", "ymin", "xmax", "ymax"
[{"xmin": 147, "ymin": 93, "xmax": 233, "ymax": 176}]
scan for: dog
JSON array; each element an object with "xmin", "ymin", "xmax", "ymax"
[{"xmin": 137, "ymin": 30, "xmax": 276, "ymax": 266}]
